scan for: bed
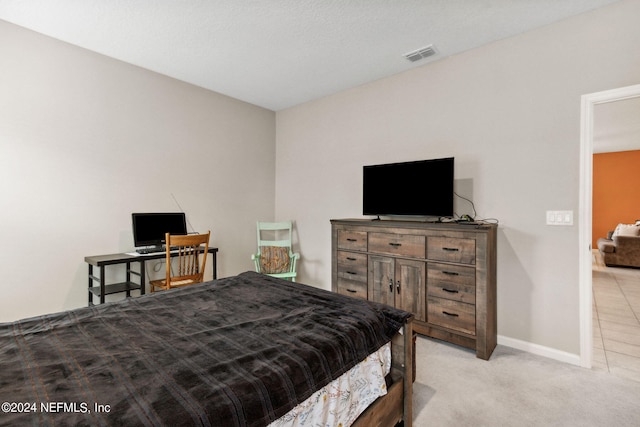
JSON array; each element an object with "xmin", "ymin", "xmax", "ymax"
[{"xmin": 0, "ymin": 271, "xmax": 413, "ymax": 426}]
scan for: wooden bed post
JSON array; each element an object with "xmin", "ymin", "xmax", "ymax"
[
  {"xmin": 352, "ymin": 315, "xmax": 414, "ymax": 427},
  {"xmin": 402, "ymin": 317, "xmax": 414, "ymax": 427}
]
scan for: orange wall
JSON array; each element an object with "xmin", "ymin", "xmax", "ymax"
[{"xmin": 593, "ymin": 150, "xmax": 640, "ymax": 247}]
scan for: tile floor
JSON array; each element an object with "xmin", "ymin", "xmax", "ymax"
[{"xmin": 592, "ymin": 250, "xmax": 640, "ymax": 382}]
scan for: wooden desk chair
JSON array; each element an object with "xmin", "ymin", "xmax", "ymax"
[
  {"xmin": 251, "ymin": 221, "xmax": 299, "ymax": 282},
  {"xmin": 149, "ymin": 231, "xmax": 211, "ymax": 292}
]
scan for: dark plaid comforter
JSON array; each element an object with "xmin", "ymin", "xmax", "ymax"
[{"xmin": 0, "ymin": 271, "xmax": 411, "ymax": 427}]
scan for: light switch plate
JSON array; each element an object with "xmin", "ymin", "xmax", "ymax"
[{"xmin": 546, "ymin": 210, "xmax": 573, "ymax": 226}]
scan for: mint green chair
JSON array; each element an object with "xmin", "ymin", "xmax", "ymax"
[{"xmin": 251, "ymin": 221, "xmax": 300, "ymax": 281}]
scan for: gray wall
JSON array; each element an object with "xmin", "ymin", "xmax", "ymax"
[
  {"xmin": 0, "ymin": 21, "xmax": 276, "ymax": 321},
  {"xmin": 274, "ymin": 0, "xmax": 640, "ymax": 356}
]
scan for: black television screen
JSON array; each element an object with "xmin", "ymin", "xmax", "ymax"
[
  {"xmin": 363, "ymin": 157, "xmax": 454, "ymax": 217},
  {"xmin": 132, "ymin": 212, "xmax": 187, "ymax": 248}
]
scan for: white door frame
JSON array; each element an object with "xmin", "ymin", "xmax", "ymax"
[{"xmin": 579, "ymin": 83, "xmax": 640, "ymax": 368}]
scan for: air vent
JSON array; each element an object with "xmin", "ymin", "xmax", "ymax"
[{"xmin": 404, "ymin": 45, "xmax": 437, "ymax": 62}]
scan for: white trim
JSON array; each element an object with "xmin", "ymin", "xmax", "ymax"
[
  {"xmin": 579, "ymin": 92, "xmax": 594, "ymax": 368},
  {"xmin": 498, "ymin": 335, "xmax": 581, "ymax": 366},
  {"xmin": 579, "ymin": 83, "xmax": 640, "ymax": 369}
]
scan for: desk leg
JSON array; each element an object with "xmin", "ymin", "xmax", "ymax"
[
  {"xmin": 100, "ymin": 265, "xmax": 106, "ymax": 304},
  {"xmin": 212, "ymin": 251, "xmax": 217, "ymax": 279},
  {"xmin": 140, "ymin": 260, "xmax": 146, "ymax": 295},
  {"xmin": 125, "ymin": 262, "xmax": 132, "ymax": 297},
  {"xmin": 88, "ymin": 264, "xmax": 93, "ymax": 306}
]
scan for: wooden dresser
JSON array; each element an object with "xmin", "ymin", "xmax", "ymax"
[{"xmin": 331, "ymin": 218, "xmax": 497, "ymax": 360}]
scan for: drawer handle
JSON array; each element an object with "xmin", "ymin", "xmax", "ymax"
[
  {"xmin": 347, "ymin": 238, "xmax": 358, "ymax": 242},
  {"xmin": 443, "ymin": 311, "xmax": 459, "ymax": 317},
  {"xmin": 389, "ymin": 243, "xmax": 402, "ymax": 247},
  {"xmin": 442, "ymin": 288, "xmax": 459, "ymax": 294},
  {"xmin": 443, "ymin": 247, "xmax": 459, "ymax": 252},
  {"xmin": 443, "ymin": 271, "xmax": 459, "ymax": 276},
  {"xmin": 346, "ymin": 271, "xmax": 357, "ymax": 275},
  {"xmin": 346, "ymin": 288, "xmax": 357, "ymax": 293},
  {"xmin": 346, "ymin": 257, "xmax": 357, "ymax": 261}
]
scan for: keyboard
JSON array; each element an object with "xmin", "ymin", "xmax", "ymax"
[
  {"xmin": 135, "ymin": 246, "xmax": 181, "ymax": 255},
  {"xmin": 135, "ymin": 247, "xmax": 165, "ymax": 254}
]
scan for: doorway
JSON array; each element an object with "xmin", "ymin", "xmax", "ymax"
[{"xmin": 579, "ymin": 83, "xmax": 640, "ymax": 368}]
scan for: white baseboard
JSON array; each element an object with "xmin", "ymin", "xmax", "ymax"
[{"xmin": 498, "ymin": 335, "xmax": 582, "ymax": 366}]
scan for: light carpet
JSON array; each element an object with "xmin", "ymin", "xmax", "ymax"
[{"xmin": 413, "ymin": 336, "xmax": 640, "ymax": 426}]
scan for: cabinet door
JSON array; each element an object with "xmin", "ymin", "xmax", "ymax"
[
  {"xmin": 395, "ymin": 258, "xmax": 426, "ymax": 322},
  {"xmin": 368, "ymin": 255, "xmax": 395, "ymax": 308}
]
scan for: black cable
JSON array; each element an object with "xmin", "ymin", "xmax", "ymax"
[
  {"xmin": 452, "ymin": 193, "xmax": 500, "ymax": 225},
  {"xmin": 454, "ymin": 191, "xmax": 477, "ymax": 220}
]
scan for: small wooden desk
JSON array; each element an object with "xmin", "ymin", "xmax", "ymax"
[{"xmin": 85, "ymin": 248, "xmax": 218, "ymax": 305}]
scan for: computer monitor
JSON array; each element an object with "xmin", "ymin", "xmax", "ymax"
[{"xmin": 131, "ymin": 213, "xmax": 187, "ymax": 249}]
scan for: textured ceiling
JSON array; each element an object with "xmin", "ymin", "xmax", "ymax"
[{"xmin": 0, "ymin": 0, "xmax": 621, "ymax": 111}]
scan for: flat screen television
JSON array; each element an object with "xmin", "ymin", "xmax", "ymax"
[
  {"xmin": 131, "ymin": 212, "xmax": 187, "ymax": 248},
  {"xmin": 363, "ymin": 157, "xmax": 454, "ymax": 218}
]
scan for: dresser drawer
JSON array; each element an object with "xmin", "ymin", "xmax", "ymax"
[
  {"xmin": 337, "ymin": 250, "xmax": 368, "ymax": 267},
  {"xmin": 338, "ymin": 230, "xmax": 367, "ymax": 251},
  {"xmin": 428, "ymin": 297, "xmax": 475, "ymax": 335},
  {"xmin": 369, "ymin": 232, "xmax": 425, "ymax": 258},
  {"xmin": 337, "ymin": 251, "xmax": 367, "ymax": 283},
  {"xmin": 337, "ymin": 279, "xmax": 368, "ymax": 299},
  {"xmin": 427, "ymin": 263, "xmax": 475, "ymax": 304},
  {"xmin": 427, "ymin": 237, "xmax": 475, "ymax": 265}
]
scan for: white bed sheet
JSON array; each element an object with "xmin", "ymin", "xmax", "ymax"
[{"xmin": 268, "ymin": 342, "xmax": 391, "ymax": 427}]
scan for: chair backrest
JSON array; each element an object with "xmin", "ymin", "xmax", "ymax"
[
  {"xmin": 256, "ymin": 221, "xmax": 293, "ymax": 249},
  {"xmin": 256, "ymin": 221, "xmax": 294, "ymax": 275},
  {"xmin": 165, "ymin": 231, "xmax": 210, "ymax": 286}
]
